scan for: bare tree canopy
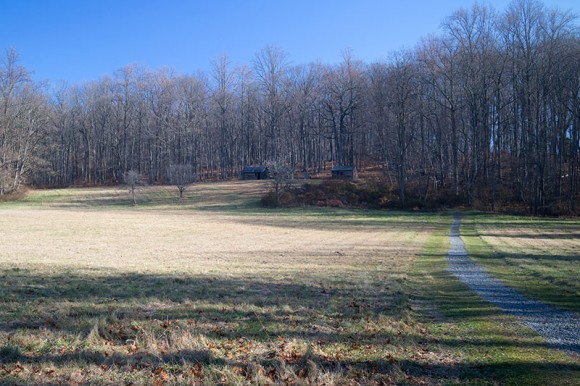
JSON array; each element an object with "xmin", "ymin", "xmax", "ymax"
[
  {"xmin": 2, "ymin": 1, "xmax": 579, "ymax": 214},
  {"xmin": 0, "ymin": 48, "xmax": 48, "ymax": 195},
  {"xmin": 265, "ymin": 160, "xmax": 295, "ymax": 206},
  {"xmin": 167, "ymin": 163, "xmax": 195, "ymax": 200},
  {"xmin": 123, "ymin": 170, "xmax": 145, "ymax": 205}
]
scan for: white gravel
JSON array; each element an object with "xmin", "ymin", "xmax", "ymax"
[{"xmin": 447, "ymin": 214, "xmax": 580, "ymax": 353}]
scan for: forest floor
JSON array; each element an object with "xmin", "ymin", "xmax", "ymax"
[{"xmin": 0, "ymin": 181, "xmax": 578, "ymax": 385}]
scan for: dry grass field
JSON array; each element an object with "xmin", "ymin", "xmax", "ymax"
[
  {"xmin": 0, "ymin": 182, "xmax": 578, "ymax": 385},
  {"xmin": 0, "ymin": 182, "xmax": 444, "ymax": 385}
]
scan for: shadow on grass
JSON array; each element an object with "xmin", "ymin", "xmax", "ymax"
[
  {"xmin": 469, "ymin": 250, "xmax": 578, "ymax": 263},
  {"xmin": 22, "ymin": 183, "xmax": 448, "ymax": 221},
  {"xmin": 462, "ymin": 239, "xmax": 579, "ymax": 313},
  {"xmin": 196, "ymin": 205, "xmax": 448, "ymax": 236},
  {"xmin": 0, "ymin": 269, "xmax": 403, "ymax": 339},
  {"xmin": 0, "ymin": 268, "xmax": 412, "ymax": 382},
  {"xmin": 3, "ymin": 341, "xmax": 578, "ymax": 386},
  {"xmin": 476, "ymin": 232, "xmax": 580, "ymax": 240},
  {"xmin": 398, "ymin": 358, "xmax": 580, "ymax": 384},
  {"xmin": 463, "ymin": 213, "xmax": 580, "ymax": 234},
  {"xmin": 1, "ymin": 264, "xmax": 579, "ymax": 382},
  {"xmin": 414, "ymin": 239, "xmax": 580, "ymax": 385},
  {"xmin": 22, "ymin": 181, "xmax": 271, "ymax": 209},
  {"xmin": 0, "ymin": 346, "xmax": 220, "ymax": 367}
]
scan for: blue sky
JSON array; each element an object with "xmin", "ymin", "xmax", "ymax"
[{"xmin": 1, "ymin": 0, "xmax": 578, "ymax": 85}]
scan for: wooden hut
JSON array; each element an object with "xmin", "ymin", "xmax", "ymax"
[
  {"xmin": 331, "ymin": 165, "xmax": 357, "ymax": 179},
  {"xmin": 241, "ymin": 166, "xmax": 269, "ymax": 180}
]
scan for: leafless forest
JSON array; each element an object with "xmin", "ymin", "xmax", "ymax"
[{"xmin": 1, "ymin": 1, "xmax": 579, "ymax": 214}]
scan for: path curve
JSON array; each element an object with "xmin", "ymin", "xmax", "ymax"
[{"xmin": 447, "ymin": 214, "xmax": 580, "ymax": 353}]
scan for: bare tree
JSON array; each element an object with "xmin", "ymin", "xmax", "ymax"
[
  {"xmin": 319, "ymin": 52, "xmax": 365, "ymax": 166},
  {"xmin": 123, "ymin": 170, "xmax": 145, "ymax": 205},
  {"xmin": 3, "ymin": 0, "xmax": 579, "ymax": 214},
  {"xmin": 0, "ymin": 166, "xmax": 11, "ymax": 195},
  {"xmin": 167, "ymin": 163, "xmax": 195, "ymax": 200},
  {"xmin": 254, "ymin": 46, "xmax": 290, "ymax": 160},
  {"xmin": 0, "ymin": 48, "xmax": 48, "ymax": 194},
  {"xmin": 387, "ymin": 52, "xmax": 420, "ymax": 204},
  {"xmin": 210, "ymin": 54, "xmax": 236, "ymax": 178},
  {"xmin": 417, "ymin": 36, "xmax": 463, "ymax": 196},
  {"xmin": 443, "ymin": 3, "xmax": 499, "ymax": 205},
  {"xmin": 266, "ymin": 160, "xmax": 295, "ymax": 206},
  {"xmin": 287, "ymin": 64, "xmax": 320, "ymax": 173}
]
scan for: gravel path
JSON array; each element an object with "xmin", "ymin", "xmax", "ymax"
[{"xmin": 447, "ymin": 214, "xmax": 580, "ymax": 353}]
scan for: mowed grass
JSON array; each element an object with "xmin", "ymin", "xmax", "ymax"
[
  {"xmin": 461, "ymin": 213, "xmax": 580, "ymax": 313},
  {"xmin": 413, "ymin": 227, "xmax": 580, "ymax": 385},
  {"xmin": 0, "ymin": 183, "xmax": 578, "ymax": 385},
  {"xmin": 1, "ymin": 182, "xmax": 444, "ymax": 385}
]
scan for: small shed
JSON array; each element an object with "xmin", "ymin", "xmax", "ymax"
[
  {"xmin": 331, "ymin": 165, "xmax": 357, "ymax": 179},
  {"xmin": 241, "ymin": 166, "xmax": 269, "ymax": 180}
]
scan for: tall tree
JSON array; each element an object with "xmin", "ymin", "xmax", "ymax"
[
  {"xmin": 319, "ymin": 52, "xmax": 365, "ymax": 166},
  {"xmin": 0, "ymin": 49, "xmax": 48, "ymax": 194},
  {"xmin": 386, "ymin": 52, "xmax": 420, "ymax": 204},
  {"xmin": 253, "ymin": 45, "xmax": 289, "ymax": 161}
]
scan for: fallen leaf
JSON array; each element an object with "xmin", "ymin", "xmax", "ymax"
[{"xmin": 192, "ymin": 363, "xmax": 203, "ymax": 378}]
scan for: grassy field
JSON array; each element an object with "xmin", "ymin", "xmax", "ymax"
[
  {"xmin": 0, "ymin": 182, "xmax": 578, "ymax": 385},
  {"xmin": 414, "ymin": 226, "xmax": 580, "ymax": 385},
  {"xmin": 460, "ymin": 213, "xmax": 580, "ymax": 313}
]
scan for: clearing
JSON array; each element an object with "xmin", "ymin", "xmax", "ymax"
[{"xmin": 0, "ymin": 182, "xmax": 578, "ymax": 385}]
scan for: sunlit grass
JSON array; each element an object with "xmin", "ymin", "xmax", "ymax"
[
  {"xmin": 1, "ymin": 186, "xmax": 578, "ymax": 384},
  {"xmin": 461, "ymin": 213, "xmax": 580, "ymax": 312},
  {"xmin": 413, "ymin": 226, "xmax": 580, "ymax": 385},
  {"xmin": 0, "ymin": 182, "xmax": 441, "ymax": 384}
]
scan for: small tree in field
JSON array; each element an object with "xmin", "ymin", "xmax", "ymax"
[
  {"xmin": 167, "ymin": 164, "xmax": 196, "ymax": 200},
  {"xmin": 124, "ymin": 170, "xmax": 145, "ymax": 205},
  {"xmin": 266, "ymin": 160, "xmax": 295, "ymax": 206}
]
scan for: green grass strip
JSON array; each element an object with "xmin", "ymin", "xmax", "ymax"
[
  {"xmin": 461, "ymin": 213, "xmax": 580, "ymax": 313},
  {"xmin": 412, "ymin": 217, "xmax": 580, "ymax": 385}
]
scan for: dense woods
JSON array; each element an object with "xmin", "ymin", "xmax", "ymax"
[{"xmin": 1, "ymin": 0, "xmax": 579, "ymax": 214}]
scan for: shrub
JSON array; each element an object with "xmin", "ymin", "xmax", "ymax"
[{"xmin": 261, "ymin": 178, "xmax": 471, "ymax": 211}]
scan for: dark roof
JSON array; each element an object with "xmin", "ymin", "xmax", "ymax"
[
  {"xmin": 332, "ymin": 165, "xmax": 355, "ymax": 172},
  {"xmin": 242, "ymin": 166, "xmax": 268, "ymax": 173}
]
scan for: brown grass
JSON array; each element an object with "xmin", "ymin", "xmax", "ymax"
[{"xmin": 0, "ymin": 182, "xmax": 447, "ymax": 385}]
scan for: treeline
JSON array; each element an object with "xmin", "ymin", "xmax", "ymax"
[{"xmin": 1, "ymin": 0, "xmax": 579, "ymax": 214}]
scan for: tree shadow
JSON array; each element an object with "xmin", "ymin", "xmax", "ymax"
[
  {"xmin": 3, "ymin": 341, "xmax": 578, "ymax": 385},
  {"xmin": 2, "ymin": 265, "xmax": 579, "ymax": 383},
  {"xmin": 462, "ymin": 249, "xmax": 580, "ymax": 313},
  {"xmin": 0, "ymin": 269, "xmax": 403, "ymax": 337},
  {"xmin": 469, "ymin": 250, "xmax": 578, "ymax": 263},
  {"xmin": 397, "ymin": 358, "xmax": 580, "ymax": 384},
  {"xmin": 476, "ymin": 232, "xmax": 580, "ymax": 240},
  {"xmin": 1, "ymin": 346, "xmax": 221, "ymax": 367}
]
